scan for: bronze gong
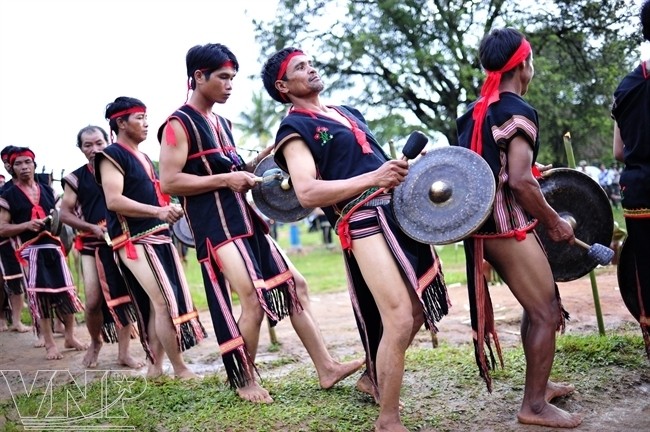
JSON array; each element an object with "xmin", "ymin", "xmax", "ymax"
[
  {"xmin": 251, "ymin": 155, "xmax": 312, "ymax": 223},
  {"xmin": 535, "ymin": 168, "xmax": 614, "ymax": 282},
  {"xmin": 392, "ymin": 146, "xmax": 496, "ymax": 245},
  {"xmin": 172, "ymin": 216, "xmax": 195, "ymax": 248}
]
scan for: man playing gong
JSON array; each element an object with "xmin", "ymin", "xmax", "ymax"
[
  {"xmin": 158, "ymin": 43, "xmax": 363, "ymax": 403},
  {"xmin": 262, "ymin": 48, "xmax": 449, "ymax": 432},
  {"xmin": 456, "ymin": 28, "xmax": 581, "ymax": 428}
]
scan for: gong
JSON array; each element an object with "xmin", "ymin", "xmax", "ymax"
[
  {"xmin": 392, "ymin": 146, "xmax": 496, "ymax": 245},
  {"xmin": 251, "ymin": 155, "xmax": 312, "ymax": 223},
  {"xmin": 535, "ymin": 168, "xmax": 613, "ymax": 282},
  {"xmin": 46, "ymin": 208, "xmax": 74, "ymax": 255},
  {"xmin": 172, "ymin": 216, "xmax": 195, "ymax": 248}
]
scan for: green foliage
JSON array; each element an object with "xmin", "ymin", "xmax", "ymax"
[{"xmin": 254, "ymin": 0, "xmax": 637, "ymax": 161}]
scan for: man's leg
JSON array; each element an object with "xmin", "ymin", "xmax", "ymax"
[
  {"xmin": 280, "ymin": 258, "xmax": 364, "ymax": 389},
  {"xmin": 485, "ymin": 236, "xmax": 582, "ymax": 428},
  {"xmin": 216, "ymin": 242, "xmax": 273, "ymax": 403},
  {"xmin": 40, "ymin": 315, "xmax": 62, "ymax": 360},
  {"xmin": 116, "ymin": 323, "xmax": 143, "ymax": 368},
  {"xmin": 81, "ymin": 255, "xmax": 104, "ymax": 367},
  {"xmin": 351, "ymin": 234, "xmax": 423, "ymax": 432},
  {"xmin": 118, "ymin": 247, "xmax": 196, "ymax": 380},
  {"xmin": 0, "ymin": 280, "xmax": 8, "ymax": 331}
]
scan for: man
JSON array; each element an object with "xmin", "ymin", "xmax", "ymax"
[
  {"xmin": 0, "ymin": 147, "xmax": 86, "ymax": 359},
  {"xmin": 262, "ymin": 48, "xmax": 449, "ymax": 431},
  {"xmin": 158, "ymin": 43, "xmax": 363, "ymax": 403},
  {"xmin": 0, "ymin": 146, "xmax": 30, "ymax": 333},
  {"xmin": 612, "ymin": 0, "xmax": 650, "ymax": 360},
  {"xmin": 60, "ymin": 125, "xmax": 143, "ymax": 369},
  {"xmin": 455, "ymin": 28, "xmax": 581, "ymax": 428},
  {"xmin": 95, "ymin": 96, "xmax": 206, "ymax": 379}
]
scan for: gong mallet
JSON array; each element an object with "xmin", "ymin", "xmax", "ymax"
[
  {"xmin": 563, "ymin": 215, "xmax": 615, "ymax": 266},
  {"xmin": 254, "ymin": 169, "xmax": 290, "ymax": 191}
]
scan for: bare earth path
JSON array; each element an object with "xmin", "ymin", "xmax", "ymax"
[{"xmin": 1, "ymin": 266, "xmax": 648, "ymax": 431}]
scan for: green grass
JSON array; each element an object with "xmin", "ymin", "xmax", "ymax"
[{"xmin": 0, "ymin": 333, "xmax": 645, "ymax": 432}]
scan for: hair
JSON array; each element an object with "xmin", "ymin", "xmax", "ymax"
[
  {"xmin": 76, "ymin": 125, "xmax": 109, "ymax": 148},
  {"xmin": 1, "ymin": 145, "xmax": 18, "ymax": 161},
  {"xmin": 186, "ymin": 43, "xmax": 239, "ymax": 90},
  {"xmin": 479, "ymin": 28, "xmax": 528, "ymax": 76},
  {"xmin": 104, "ymin": 96, "xmax": 146, "ymax": 136},
  {"xmin": 261, "ymin": 47, "xmax": 304, "ymax": 103},
  {"xmin": 642, "ymin": 0, "xmax": 650, "ymax": 41}
]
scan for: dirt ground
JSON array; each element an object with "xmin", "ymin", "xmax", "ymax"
[{"xmin": 1, "ymin": 265, "xmax": 648, "ymax": 431}]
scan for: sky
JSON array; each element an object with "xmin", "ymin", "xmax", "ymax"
[{"xmin": 0, "ymin": 0, "xmax": 278, "ymax": 190}]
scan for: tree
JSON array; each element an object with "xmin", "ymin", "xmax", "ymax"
[
  {"xmin": 235, "ymin": 89, "xmax": 286, "ymax": 157},
  {"xmin": 254, "ymin": 0, "xmax": 637, "ymax": 163}
]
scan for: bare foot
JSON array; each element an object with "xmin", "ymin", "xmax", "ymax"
[
  {"xmin": 319, "ymin": 357, "xmax": 365, "ymax": 389},
  {"xmin": 45, "ymin": 344, "xmax": 63, "ymax": 360},
  {"xmin": 118, "ymin": 355, "xmax": 145, "ymax": 369},
  {"xmin": 82, "ymin": 341, "xmax": 103, "ymax": 368},
  {"xmin": 34, "ymin": 338, "xmax": 45, "ymax": 348},
  {"xmin": 146, "ymin": 364, "xmax": 164, "ymax": 379},
  {"xmin": 0, "ymin": 320, "xmax": 8, "ymax": 332},
  {"xmin": 375, "ymin": 421, "xmax": 408, "ymax": 432},
  {"xmin": 356, "ymin": 373, "xmax": 404, "ymax": 410},
  {"xmin": 236, "ymin": 381, "xmax": 274, "ymax": 404},
  {"xmin": 64, "ymin": 337, "xmax": 89, "ymax": 351},
  {"xmin": 546, "ymin": 381, "xmax": 575, "ymax": 402},
  {"xmin": 174, "ymin": 368, "xmax": 199, "ymax": 381},
  {"xmin": 9, "ymin": 323, "xmax": 32, "ymax": 333},
  {"xmin": 518, "ymin": 403, "xmax": 583, "ymax": 428}
]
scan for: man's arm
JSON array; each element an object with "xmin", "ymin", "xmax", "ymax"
[
  {"xmin": 613, "ymin": 122, "xmax": 625, "ymax": 163},
  {"xmin": 59, "ymin": 183, "xmax": 104, "ymax": 239},
  {"xmin": 0, "ymin": 207, "xmax": 42, "ymax": 238},
  {"xmin": 280, "ymin": 137, "xmax": 408, "ymax": 208},
  {"xmin": 507, "ymin": 136, "xmax": 574, "ymax": 243},
  {"xmin": 159, "ymin": 119, "xmax": 257, "ymax": 196},
  {"xmin": 99, "ymin": 157, "xmax": 174, "ymax": 222}
]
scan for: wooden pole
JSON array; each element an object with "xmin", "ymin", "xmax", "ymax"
[{"xmin": 562, "ymin": 132, "xmax": 606, "ymax": 336}]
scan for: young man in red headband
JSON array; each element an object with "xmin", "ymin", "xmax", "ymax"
[
  {"xmin": 158, "ymin": 43, "xmax": 363, "ymax": 403},
  {"xmin": 612, "ymin": 0, "xmax": 650, "ymax": 361},
  {"xmin": 60, "ymin": 125, "xmax": 143, "ymax": 369},
  {"xmin": 456, "ymin": 28, "xmax": 581, "ymax": 428},
  {"xmin": 0, "ymin": 146, "xmax": 30, "ymax": 333},
  {"xmin": 95, "ymin": 96, "xmax": 206, "ymax": 379},
  {"xmin": 0, "ymin": 147, "xmax": 87, "ymax": 360},
  {"xmin": 262, "ymin": 48, "xmax": 449, "ymax": 432}
]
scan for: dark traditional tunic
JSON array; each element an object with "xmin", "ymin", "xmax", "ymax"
[
  {"xmin": 274, "ymin": 105, "xmax": 449, "ymax": 391},
  {"xmin": 160, "ymin": 104, "xmax": 300, "ymax": 388},
  {"xmin": 0, "ymin": 182, "xmax": 83, "ymax": 334},
  {"xmin": 612, "ymin": 62, "xmax": 650, "ymax": 357},
  {"xmin": 95, "ymin": 143, "xmax": 206, "ymax": 362},
  {"xmin": 62, "ymin": 164, "xmax": 137, "ymax": 342},
  {"xmin": 456, "ymin": 92, "xmax": 567, "ymax": 389}
]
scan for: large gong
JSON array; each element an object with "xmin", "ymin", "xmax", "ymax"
[
  {"xmin": 392, "ymin": 146, "xmax": 496, "ymax": 245},
  {"xmin": 251, "ymin": 155, "xmax": 312, "ymax": 223},
  {"xmin": 536, "ymin": 168, "xmax": 613, "ymax": 282}
]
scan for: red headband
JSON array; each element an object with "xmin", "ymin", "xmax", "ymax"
[
  {"xmin": 470, "ymin": 38, "xmax": 531, "ymax": 156},
  {"xmin": 9, "ymin": 149, "xmax": 36, "ymax": 165},
  {"xmin": 109, "ymin": 106, "xmax": 146, "ymax": 120},
  {"xmin": 276, "ymin": 51, "xmax": 304, "ymax": 101}
]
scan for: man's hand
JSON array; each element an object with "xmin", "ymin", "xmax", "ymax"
[
  {"xmin": 25, "ymin": 218, "xmax": 46, "ymax": 232},
  {"xmin": 226, "ymin": 171, "xmax": 258, "ymax": 193},
  {"xmin": 89, "ymin": 225, "xmax": 106, "ymax": 239},
  {"xmin": 545, "ymin": 216, "xmax": 575, "ymax": 244},
  {"xmin": 158, "ymin": 204, "xmax": 184, "ymax": 224},
  {"xmin": 374, "ymin": 160, "xmax": 409, "ymax": 189}
]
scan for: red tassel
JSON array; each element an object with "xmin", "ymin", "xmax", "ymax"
[
  {"xmin": 125, "ymin": 240, "xmax": 138, "ymax": 260},
  {"xmin": 531, "ymin": 165, "xmax": 542, "ymax": 179},
  {"xmin": 514, "ymin": 229, "xmax": 527, "ymax": 241},
  {"xmin": 74, "ymin": 236, "xmax": 83, "ymax": 251},
  {"xmin": 165, "ymin": 120, "xmax": 177, "ymax": 146},
  {"xmin": 31, "ymin": 205, "xmax": 46, "ymax": 219},
  {"xmin": 337, "ymin": 220, "xmax": 351, "ymax": 251}
]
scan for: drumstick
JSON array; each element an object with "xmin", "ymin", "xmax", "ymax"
[
  {"xmin": 573, "ymin": 238, "xmax": 614, "ymax": 266},
  {"xmin": 254, "ymin": 172, "xmax": 284, "ymax": 183}
]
